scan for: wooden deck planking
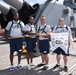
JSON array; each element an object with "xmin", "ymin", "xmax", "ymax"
[{"xmin": 0, "ymin": 40, "xmax": 76, "ymax": 75}]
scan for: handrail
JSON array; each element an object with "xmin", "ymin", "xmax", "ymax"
[{"xmin": 0, "ymin": 35, "xmax": 30, "ymax": 41}]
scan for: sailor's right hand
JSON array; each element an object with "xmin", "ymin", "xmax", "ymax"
[
  {"xmin": 5, "ymin": 36, "xmax": 9, "ymax": 40},
  {"xmin": 24, "ymin": 35, "xmax": 30, "ymax": 38},
  {"xmin": 35, "ymin": 33, "xmax": 39, "ymax": 36}
]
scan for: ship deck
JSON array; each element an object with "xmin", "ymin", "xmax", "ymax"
[{"xmin": 0, "ymin": 38, "xmax": 76, "ymax": 75}]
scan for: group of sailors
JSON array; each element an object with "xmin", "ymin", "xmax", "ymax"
[{"xmin": 4, "ymin": 12, "xmax": 71, "ymax": 72}]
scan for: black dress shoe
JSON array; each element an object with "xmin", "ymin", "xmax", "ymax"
[
  {"xmin": 41, "ymin": 66, "xmax": 48, "ymax": 70},
  {"xmin": 64, "ymin": 66, "xmax": 68, "ymax": 72},
  {"xmin": 37, "ymin": 63, "xmax": 45, "ymax": 67},
  {"xmin": 53, "ymin": 64, "xmax": 60, "ymax": 69}
]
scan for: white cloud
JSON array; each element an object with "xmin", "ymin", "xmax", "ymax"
[
  {"xmin": 25, "ymin": 0, "xmax": 47, "ymax": 5},
  {"xmin": 29, "ymin": 2, "xmax": 34, "ymax": 5}
]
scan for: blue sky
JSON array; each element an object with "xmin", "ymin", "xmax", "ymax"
[
  {"xmin": 26, "ymin": 0, "xmax": 64, "ymax": 5},
  {"xmin": 1, "ymin": 0, "xmax": 64, "ymax": 5},
  {"xmin": 25, "ymin": 0, "xmax": 64, "ymax": 5}
]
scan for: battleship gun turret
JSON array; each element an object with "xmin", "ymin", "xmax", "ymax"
[
  {"xmin": 0, "ymin": 0, "xmax": 39, "ymax": 28},
  {"xmin": 3, "ymin": 0, "xmax": 39, "ymax": 24}
]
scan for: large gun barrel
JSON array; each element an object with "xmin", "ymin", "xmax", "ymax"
[
  {"xmin": 3, "ymin": 0, "xmax": 23, "ymax": 10},
  {"xmin": 4, "ymin": 0, "xmax": 39, "ymax": 24},
  {"xmin": 0, "ymin": 1, "xmax": 17, "ymax": 28},
  {"xmin": 0, "ymin": 1, "xmax": 10, "ymax": 15}
]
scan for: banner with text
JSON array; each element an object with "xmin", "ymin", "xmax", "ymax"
[{"xmin": 51, "ymin": 33, "xmax": 69, "ymax": 54}]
